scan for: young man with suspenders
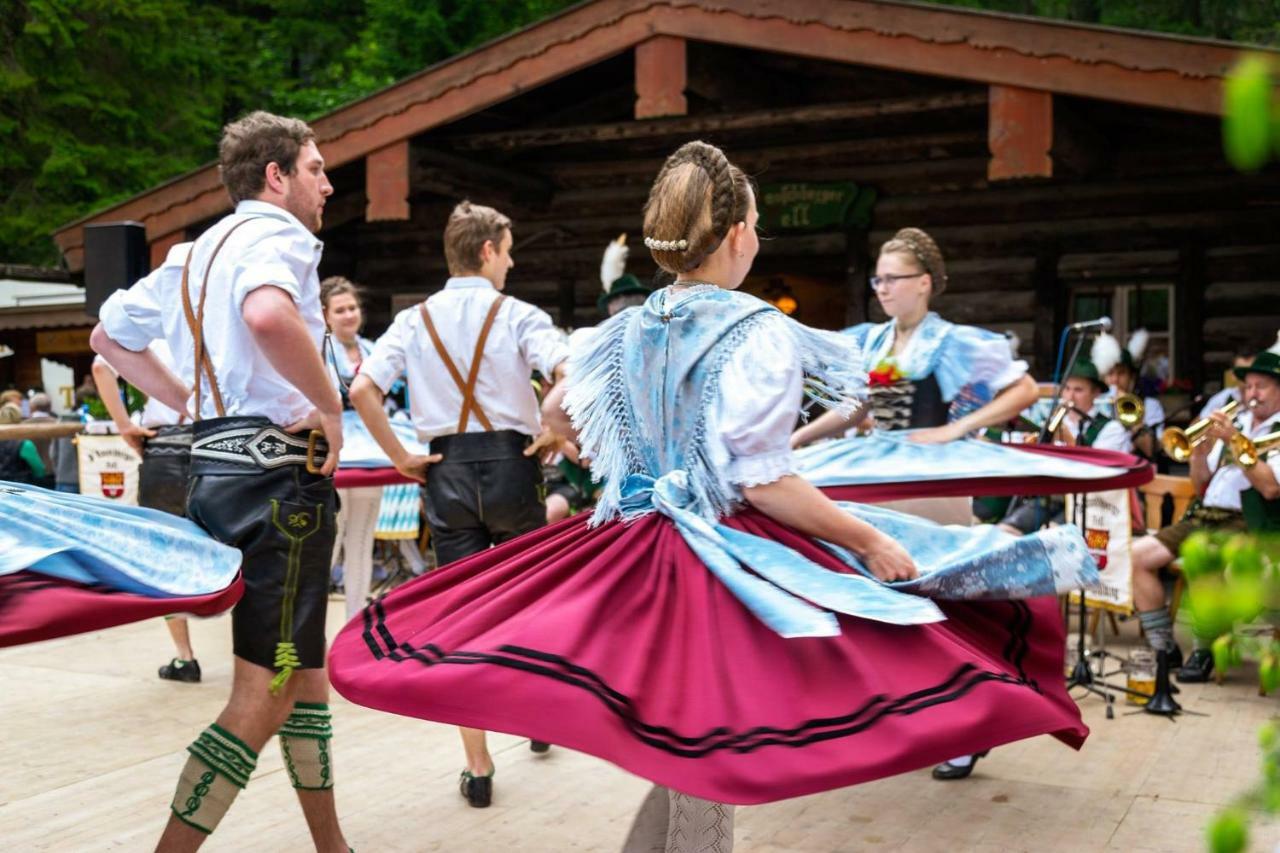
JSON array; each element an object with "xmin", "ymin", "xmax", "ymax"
[
  {"xmin": 349, "ymin": 200, "xmax": 568, "ymax": 808},
  {"xmin": 91, "ymin": 111, "xmax": 349, "ymax": 851}
]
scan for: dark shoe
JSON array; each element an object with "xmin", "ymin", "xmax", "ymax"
[
  {"xmin": 529, "ymin": 740, "xmax": 550, "ymax": 754},
  {"xmin": 931, "ymin": 750, "xmax": 989, "ymax": 780},
  {"xmin": 158, "ymin": 658, "xmax": 202, "ymax": 683},
  {"xmin": 1176, "ymin": 648, "xmax": 1214, "ymax": 683},
  {"xmin": 1144, "ymin": 649, "xmax": 1182, "ymax": 716},
  {"xmin": 1169, "ymin": 643, "xmax": 1184, "ymax": 671},
  {"xmin": 460, "ymin": 769, "xmax": 493, "ymax": 808}
]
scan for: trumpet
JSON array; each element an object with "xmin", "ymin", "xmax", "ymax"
[
  {"xmin": 1160, "ymin": 398, "xmax": 1241, "ymax": 463},
  {"xmin": 1113, "ymin": 393, "xmax": 1146, "ymax": 431},
  {"xmin": 1231, "ymin": 428, "xmax": 1280, "ymax": 468},
  {"xmin": 1045, "ymin": 401, "xmax": 1076, "ymax": 435}
]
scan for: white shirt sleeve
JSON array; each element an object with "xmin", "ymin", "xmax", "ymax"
[
  {"xmin": 510, "ymin": 299, "xmax": 569, "ymax": 378},
  {"xmin": 229, "ymin": 227, "xmax": 313, "ymax": 310},
  {"xmin": 714, "ymin": 315, "xmax": 804, "ymax": 487},
  {"xmin": 359, "ymin": 310, "xmax": 412, "ymax": 394},
  {"xmin": 97, "ymin": 267, "xmax": 167, "ymax": 352},
  {"xmin": 934, "ymin": 324, "xmax": 1028, "ymax": 401}
]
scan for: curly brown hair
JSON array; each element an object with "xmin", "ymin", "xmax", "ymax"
[
  {"xmin": 642, "ymin": 141, "xmax": 752, "ymax": 274},
  {"xmin": 218, "ymin": 111, "xmax": 316, "ymax": 203}
]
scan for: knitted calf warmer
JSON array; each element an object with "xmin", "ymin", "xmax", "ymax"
[
  {"xmin": 279, "ymin": 702, "xmax": 334, "ymax": 790},
  {"xmin": 171, "ymin": 723, "xmax": 258, "ymax": 834}
]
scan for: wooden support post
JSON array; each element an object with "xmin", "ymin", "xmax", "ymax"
[
  {"xmin": 988, "ymin": 85, "xmax": 1053, "ymax": 181},
  {"xmin": 148, "ymin": 229, "xmax": 185, "ymax": 270},
  {"xmin": 635, "ymin": 36, "xmax": 686, "ymax": 119},
  {"xmin": 1034, "ymin": 245, "xmax": 1064, "ymax": 379},
  {"xmin": 844, "ymin": 227, "xmax": 871, "ymax": 327},
  {"xmin": 1176, "ymin": 241, "xmax": 1206, "ymax": 391},
  {"xmin": 366, "ymin": 140, "xmax": 411, "ymax": 222}
]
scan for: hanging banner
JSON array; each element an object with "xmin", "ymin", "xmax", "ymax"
[
  {"xmin": 1067, "ymin": 488, "xmax": 1133, "ymax": 613},
  {"xmin": 77, "ymin": 435, "xmax": 141, "ymax": 505}
]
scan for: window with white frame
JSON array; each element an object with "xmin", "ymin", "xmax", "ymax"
[{"xmin": 1070, "ymin": 283, "xmax": 1175, "ymax": 392}]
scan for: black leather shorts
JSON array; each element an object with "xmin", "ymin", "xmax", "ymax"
[
  {"xmin": 424, "ymin": 430, "xmax": 545, "ymax": 567},
  {"xmin": 186, "ymin": 418, "xmax": 336, "ymax": 671},
  {"xmin": 138, "ymin": 425, "xmax": 192, "ymax": 517}
]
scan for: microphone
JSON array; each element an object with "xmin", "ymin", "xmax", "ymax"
[{"xmin": 1068, "ymin": 316, "xmax": 1113, "ymax": 332}]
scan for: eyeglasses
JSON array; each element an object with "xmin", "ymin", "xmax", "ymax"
[{"xmin": 869, "ymin": 273, "xmax": 925, "ymax": 290}]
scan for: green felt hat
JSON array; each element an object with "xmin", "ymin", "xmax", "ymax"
[
  {"xmin": 597, "ymin": 274, "xmax": 651, "ymax": 315},
  {"xmin": 1234, "ymin": 351, "xmax": 1280, "ymax": 383},
  {"xmin": 1066, "ymin": 359, "xmax": 1109, "ymax": 393}
]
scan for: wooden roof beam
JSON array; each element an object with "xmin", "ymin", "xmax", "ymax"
[
  {"xmin": 988, "ymin": 85, "xmax": 1052, "ymax": 182},
  {"xmin": 635, "ymin": 36, "xmax": 687, "ymax": 119},
  {"xmin": 449, "ymin": 90, "xmax": 986, "ymax": 151}
]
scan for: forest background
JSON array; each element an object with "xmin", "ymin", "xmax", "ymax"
[{"xmin": 3, "ymin": 0, "xmax": 1278, "ymax": 267}]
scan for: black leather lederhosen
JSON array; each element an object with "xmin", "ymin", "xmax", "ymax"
[
  {"xmin": 138, "ymin": 424, "xmax": 192, "ymax": 517},
  {"xmin": 418, "ymin": 296, "xmax": 544, "ymax": 567},
  {"xmin": 180, "ymin": 218, "xmax": 336, "ymax": 674}
]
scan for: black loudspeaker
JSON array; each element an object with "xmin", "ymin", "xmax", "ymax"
[{"xmin": 83, "ymin": 221, "xmax": 148, "ymax": 317}]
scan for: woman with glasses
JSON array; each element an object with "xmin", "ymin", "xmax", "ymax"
[{"xmin": 792, "ymin": 227, "xmax": 1039, "ymax": 449}]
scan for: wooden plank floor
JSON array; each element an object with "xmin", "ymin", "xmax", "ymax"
[{"xmin": 3, "ymin": 602, "xmax": 1279, "ymax": 851}]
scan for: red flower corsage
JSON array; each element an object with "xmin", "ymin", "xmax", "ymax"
[{"xmin": 867, "ymin": 359, "xmax": 904, "ymax": 387}]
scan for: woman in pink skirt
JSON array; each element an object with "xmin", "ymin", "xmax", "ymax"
[{"xmin": 329, "ymin": 141, "xmax": 1095, "ymax": 851}]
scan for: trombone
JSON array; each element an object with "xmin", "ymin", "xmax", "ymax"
[
  {"xmin": 1160, "ymin": 398, "xmax": 1242, "ymax": 463},
  {"xmin": 1044, "ymin": 401, "xmax": 1075, "ymax": 435}
]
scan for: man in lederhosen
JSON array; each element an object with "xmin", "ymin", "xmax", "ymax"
[
  {"xmin": 349, "ymin": 200, "xmax": 568, "ymax": 808},
  {"xmin": 91, "ymin": 111, "xmax": 349, "ymax": 851},
  {"xmin": 93, "ymin": 344, "xmax": 203, "ymax": 682}
]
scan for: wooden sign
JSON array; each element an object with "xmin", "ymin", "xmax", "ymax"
[
  {"xmin": 758, "ymin": 182, "xmax": 876, "ymax": 232},
  {"xmin": 36, "ymin": 328, "xmax": 94, "ymax": 355}
]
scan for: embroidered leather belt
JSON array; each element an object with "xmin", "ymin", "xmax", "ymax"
[
  {"xmin": 190, "ymin": 416, "xmax": 328, "ymax": 475},
  {"xmin": 142, "ymin": 424, "xmax": 193, "ymax": 458},
  {"xmin": 1190, "ymin": 504, "xmax": 1244, "ymax": 524}
]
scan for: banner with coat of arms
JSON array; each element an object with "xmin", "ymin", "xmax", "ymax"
[
  {"xmin": 77, "ymin": 435, "xmax": 141, "ymax": 505},
  {"xmin": 1066, "ymin": 488, "xmax": 1133, "ymax": 613}
]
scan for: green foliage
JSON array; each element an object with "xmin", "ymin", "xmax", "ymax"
[
  {"xmin": 2, "ymin": 0, "xmax": 1278, "ymax": 266},
  {"xmin": 1223, "ymin": 55, "xmax": 1280, "ymax": 171},
  {"xmin": 0, "ymin": 0, "xmax": 577, "ymax": 265}
]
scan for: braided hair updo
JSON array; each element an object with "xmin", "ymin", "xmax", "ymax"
[
  {"xmin": 643, "ymin": 141, "xmax": 752, "ymax": 274},
  {"xmin": 880, "ymin": 227, "xmax": 948, "ymax": 295}
]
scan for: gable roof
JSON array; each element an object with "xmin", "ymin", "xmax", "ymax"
[{"xmin": 53, "ymin": 0, "xmax": 1266, "ymax": 271}]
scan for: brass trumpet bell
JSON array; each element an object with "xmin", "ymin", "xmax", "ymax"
[
  {"xmin": 1045, "ymin": 402, "xmax": 1075, "ymax": 434},
  {"xmin": 1231, "ymin": 428, "xmax": 1280, "ymax": 468},
  {"xmin": 1114, "ymin": 393, "xmax": 1145, "ymax": 430},
  {"xmin": 1161, "ymin": 398, "xmax": 1241, "ymax": 463}
]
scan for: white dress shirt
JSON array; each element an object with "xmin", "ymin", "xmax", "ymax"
[
  {"xmin": 1203, "ymin": 410, "xmax": 1280, "ymax": 511},
  {"xmin": 99, "ymin": 200, "xmax": 325, "ymax": 425},
  {"xmin": 360, "ymin": 277, "xmax": 568, "ymax": 442},
  {"xmin": 1200, "ymin": 386, "xmax": 1241, "ymax": 420},
  {"xmin": 1063, "ymin": 406, "xmax": 1133, "ymax": 454}
]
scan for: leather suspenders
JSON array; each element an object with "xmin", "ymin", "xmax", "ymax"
[
  {"xmin": 419, "ymin": 295, "xmax": 507, "ymax": 434},
  {"xmin": 179, "ymin": 218, "xmax": 260, "ymax": 421}
]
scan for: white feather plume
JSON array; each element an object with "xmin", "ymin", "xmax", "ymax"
[
  {"xmin": 1269, "ymin": 331, "xmax": 1280, "ymax": 355},
  {"xmin": 1126, "ymin": 327, "xmax": 1149, "ymax": 362},
  {"xmin": 1090, "ymin": 331, "xmax": 1123, "ymax": 376},
  {"xmin": 599, "ymin": 236, "xmax": 628, "ymax": 293}
]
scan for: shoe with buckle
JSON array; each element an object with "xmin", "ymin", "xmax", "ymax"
[
  {"xmin": 460, "ymin": 769, "xmax": 493, "ymax": 808},
  {"xmin": 530, "ymin": 740, "xmax": 550, "ymax": 754},
  {"xmin": 931, "ymin": 750, "xmax": 989, "ymax": 780},
  {"xmin": 158, "ymin": 658, "xmax": 202, "ymax": 683},
  {"xmin": 1176, "ymin": 648, "xmax": 1215, "ymax": 683}
]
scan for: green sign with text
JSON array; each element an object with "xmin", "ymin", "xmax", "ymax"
[{"xmin": 759, "ymin": 182, "xmax": 876, "ymax": 232}]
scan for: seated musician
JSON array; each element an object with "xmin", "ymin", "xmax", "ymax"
[
  {"xmin": 1132, "ymin": 350, "xmax": 1280, "ymax": 683},
  {"xmin": 998, "ymin": 358, "xmax": 1132, "ymax": 534},
  {"xmin": 1098, "ymin": 329, "xmax": 1163, "ymax": 459}
]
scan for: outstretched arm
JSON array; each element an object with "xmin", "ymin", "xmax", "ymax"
[
  {"xmin": 911, "ymin": 373, "xmax": 1039, "ymax": 444},
  {"xmin": 743, "ymin": 475, "xmax": 917, "ymax": 581},
  {"xmin": 790, "ymin": 404, "xmax": 869, "ymax": 449}
]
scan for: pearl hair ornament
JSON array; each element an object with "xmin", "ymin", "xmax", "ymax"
[{"xmin": 644, "ymin": 236, "xmax": 689, "ymax": 252}]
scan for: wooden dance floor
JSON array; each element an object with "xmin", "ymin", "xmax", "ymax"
[{"xmin": 3, "ymin": 600, "xmax": 1279, "ymax": 851}]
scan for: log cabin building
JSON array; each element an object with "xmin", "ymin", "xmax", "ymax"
[{"xmin": 41, "ymin": 0, "xmax": 1280, "ymax": 400}]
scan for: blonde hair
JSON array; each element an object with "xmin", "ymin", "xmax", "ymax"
[
  {"xmin": 880, "ymin": 227, "xmax": 947, "ymax": 295},
  {"xmin": 0, "ymin": 404, "xmax": 21, "ymax": 424},
  {"xmin": 218, "ymin": 111, "xmax": 316, "ymax": 203},
  {"xmin": 642, "ymin": 141, "xmax": 752, "ymax": 274},
  {"xmin": 443, "ymin": 201, "xmax": 512, "ymax": 275}
]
